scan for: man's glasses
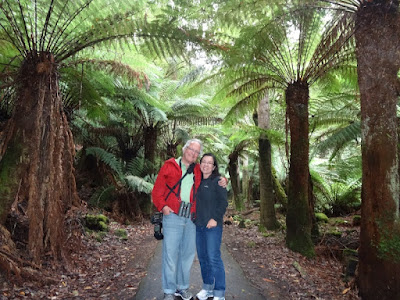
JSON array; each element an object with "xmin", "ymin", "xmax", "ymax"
[{"xmin": 186, "ymin": 146, "xmax": 200, "ymax": 155}]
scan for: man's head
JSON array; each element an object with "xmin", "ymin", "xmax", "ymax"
[{"xmin": 181, "ymin": 138, "xmax": 203, "ymax": 166}]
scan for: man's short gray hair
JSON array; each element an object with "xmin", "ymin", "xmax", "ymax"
[{"xmin": 182, "ymin": 138, "xmax": 203, "ymax": 155}]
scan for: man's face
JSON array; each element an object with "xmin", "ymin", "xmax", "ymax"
[{"xmin": 182, "ymin": 142, "xmax": 201, "ymax": 165}]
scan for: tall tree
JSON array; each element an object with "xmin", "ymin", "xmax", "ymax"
[
  {"xmin": 217, "ymin": 7, "xmax": 354, "ymax": 256},
  {"xmin": 258, "ymin": 92, "xmax": 280, "ymax": 229},
  {"xmin": 317, "ymin": 0, "xmax": 400, "ymax": 297},
  {"xmin": 356, "ymin": 4, "xmax": 400, "ymax": 298},
  {"xmin": 0, "ymin": 0, "xmax": 204, "ymax": 268}
]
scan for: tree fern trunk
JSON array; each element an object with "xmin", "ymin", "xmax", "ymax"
[
  {"xmin": 0, "ymin": 52, "xmax": 80, "ymax": 265},
  {"xmin": 241, "ymin": 155, "xmax": 250, "ymax": 209},
  {"xmin": 285, "ymin": 81, "xmax": 314, "ymax": 258},
  {"xmin": 228, "ymin": 153, "xmax": 242, "ymax": 211},
  {"xmin": 355, "ymin": 4, "xmax": 400, "ymax": 299},
  {"xmin": 258, "ymin": 93, "xmax": 279, "ymax": 230}
]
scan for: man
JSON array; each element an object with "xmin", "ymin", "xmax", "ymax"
[{"xmin": 152, "ymin": 139, "xmax": 226, "ymax": 300}]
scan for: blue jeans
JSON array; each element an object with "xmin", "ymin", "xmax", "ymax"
[
  {"xmin": 196, "ymin": 225, "xmax": 225, "ymax": 297},
  {"xmin": 162, "ymin": 213, "xmax": 196, "ymax": 294}
]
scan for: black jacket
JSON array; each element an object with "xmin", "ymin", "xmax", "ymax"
[{"xmin": 195, "ymin": 175, "xmax": 228, "ymax": 227}]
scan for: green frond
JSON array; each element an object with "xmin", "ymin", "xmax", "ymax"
[
  {"xmin": 0, "ymin": 0, "xmax": 207, "ymax": 66},
  {"xmin": 66, "ymin": 58, "xmax": 151, "ymax": 90},
  {"xmin": 224, "ymin": 5, "xmax": 355, "ymax": 90},
  {"xmin": 168, "ymin": 97, "xmax": 222, "ymax": 125},
  {"xmin": 310, "ymin": 168, "xmax": 332, "ymax": 203},
  {"xmin": 60, "ymin": 66, "xmax": 109, "ymax": 119},
  {"xmin": 125, "ymin": 175, "xmax": 154, "ymax": 194},
  {"xmin": 117, "ymin": 85, "xmax": 169, "ymax": 112},
  {"xmin": 126, "ymin": 157, "xmax": 154, "ymax": 177},
  {"xmin": 85, "ymin": 146, "xmax": 123, "ymax": 177},
  {"xmin": 89, "ymin": 185, "xmax": 116, "ymax": 209},
  {"xmin": 313, "ymin": 121, "xmax": 360, "ymax": 158}
]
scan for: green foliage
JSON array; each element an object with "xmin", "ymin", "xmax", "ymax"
[
  {"xmin": 126, "ymin": 157, "xmax": 154, "ymax": 177},
  {"xmin": 125, "ymin": 175, "xmax": 154, "ymax": 194},
  {"xmin": 310, "ymin": 155, "xmax": 361, "ymax": 216},
  {"xmin": 89, "ymin": 185, "xmax": 116, "ymax": 209},
  {"xmin": 258, "ymin": 224, "xmax": 267, "ymax": 233},
  {"xmin": 310, "ymin": 77, "xmax": 360, "ymax": 160},
  {"xmin": 375, "ymin": 219, "xmax": 400, "ymax": 263},
  {"xmin": 315, "ymin": 212, "xmax": 329, "ymax": 223},
  {"xmin": 95, "ymin": 231, "xmax": 108, "ymax": 242},
  {"xmin": 0, "ymin": 0, "xmax": 200, "ymax": 63},
  {"xmin": 86, "ymin": 147, "xmax": 123, "ymax": 178},
  {"xmin": 85, "ymin": 214, "xmax": 109, "ymax": 232},
  {"xmin": 114, "ymin": 229, "xmax": 128, "ymax": 240}
]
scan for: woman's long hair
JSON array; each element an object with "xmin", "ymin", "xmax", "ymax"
[{"xmin": 200, "ymin": 153, "xmax": 220, "ymax": 179}]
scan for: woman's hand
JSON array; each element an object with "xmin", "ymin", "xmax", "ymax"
[
  {"xmin": 162, "ymin": 206, "xmax": 173, "ymax": 215},
  {"xmin": 206, "ymin": 219, "xmax": 217, "ymax": 229},
  {"xmin": 218, "ymin": 177, "xmax": 228, "ymax": 188}
]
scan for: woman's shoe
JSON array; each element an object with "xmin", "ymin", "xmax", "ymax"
[{"xmin": 196, "ymin": 289, "xmax": 213, "ymax": 300}]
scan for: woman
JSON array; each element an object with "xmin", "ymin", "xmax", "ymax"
[{"xmin": 195, "ymin": 153, "xmax": 228, "ymax": 300}]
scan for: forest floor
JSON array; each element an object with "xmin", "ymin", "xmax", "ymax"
[{"xmin": 0, "ymin": 210, "xmax": 361, "ymax": 300}]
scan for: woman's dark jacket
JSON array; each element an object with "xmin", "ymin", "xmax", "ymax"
[{"xmin": 195, "ymin": 175, "xmax": 228, "ymax": 227}]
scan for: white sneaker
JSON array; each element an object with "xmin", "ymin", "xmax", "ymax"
[
  {"xmin": 213, "ymin": 297, "xmax": 225, "ymax": 300},
  {"xmin": 196, "ymin": 289, "xmax": 213, "ymax": 300}
]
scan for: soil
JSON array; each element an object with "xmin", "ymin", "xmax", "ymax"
[
  {"xmin": 222, "ymin": 211, "xmax": 361, "ymax": 300},
  {"xmin": 0, "ymin": 210, "xmax": 361, "ymax": 300}
]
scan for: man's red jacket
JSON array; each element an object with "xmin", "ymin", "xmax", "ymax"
[{"xmin": 152, "ymin": 158, "xmax": 202, "ymax": 215}]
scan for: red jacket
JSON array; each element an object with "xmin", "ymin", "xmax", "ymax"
[{"xmin": 152, "ymin": 158, "xmax": 202, "ymax": 215}]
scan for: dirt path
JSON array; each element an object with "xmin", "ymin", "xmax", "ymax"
[{"xmin": 134, "ymin": 241, "xmax": 278, "ymax": 300}]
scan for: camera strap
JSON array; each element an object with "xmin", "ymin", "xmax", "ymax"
[{"xmin": 164, "ymin": 160, "xmax": 195, "ymax": 202}]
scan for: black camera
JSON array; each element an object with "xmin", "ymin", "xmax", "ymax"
[{"xmin": 151, "ymin": 212, "xmax": 163, "ymax": 240}]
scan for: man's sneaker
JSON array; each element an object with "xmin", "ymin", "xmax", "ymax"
[
  {"xmin": 164, "ymin": 294, "xmax": 175, "ymax": 300},
  {"xmin": 196, "ymin": 289, "xmax": 213, "ymax": 300},
  {"xmin": 213, "ymin": 297, "xmax": 225, "ymax": 300},
  {"xmin": 174, "ymin": 289, "xmax": 193, "ymax": 300}
]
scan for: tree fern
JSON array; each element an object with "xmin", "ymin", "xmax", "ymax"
[
  {"xmin": 125, "ymin": 175, "xmax": 154, "ymax": 194},
  {"xmin": 85, "ymin": 146, "xmax": 123, "ymax": 177}
]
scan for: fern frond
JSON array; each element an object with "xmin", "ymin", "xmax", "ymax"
[
  {"xmin": 126, "ymin": 157, "xmax": 154, "ymax": 177},
  {"xmin": 125, "ymin": 175, "xmax": 154, "ymax": 194},
  {"xmin": 88, "ymin": 185, "xmax": 116, "ymax": 208},
  {"xmin": 85, "ymin": 146, "xmax": 123, "ymax": 177},
  {"xmin": 66, "ymin": 59, "xmax": 151, "ymax": 90},
  {"xmin": 313, "ymin": 121, "xmax": 360, "ymax": 158}
]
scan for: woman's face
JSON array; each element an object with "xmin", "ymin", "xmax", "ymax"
[{"xmin": 200, "ymin": 155, "xmax": 215, "ymax": 178}]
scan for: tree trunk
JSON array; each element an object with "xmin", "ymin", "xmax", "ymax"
[
  {"xmin": 0, "ymin": 52, "xmax": 80, "ymax": 265},
  {"xmin": 355, "ymin": 4, "xmax": 400, "ymax": 299},
  {"xmin": 258, "ymin": 93, "xmax": 279, "ymax": 230},
  {"xmin": 144, "ymin": 125, "xmax": 158, "ymax": 174},
  {"xmin": 271, "ymin": 166, "xmax": 287, "ymax": 211},
  {"xmin": 309, "ymin": 173, "xmax": 319, "ymax": 240},
  {"xmin": 241, "ymin": 155, "xmax": 250, "ymax": 208},
  {"xmin": 285, "ymin": 81, "xmax": 314, "ymax": 258},
  {"xmin": 228, "ymin": 153, "xmax": 242, "ymax": 211}
]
